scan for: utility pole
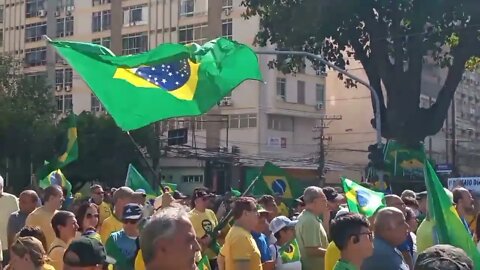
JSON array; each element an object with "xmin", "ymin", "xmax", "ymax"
[{"xmin": 313, "ymin": 114, "xmax": 342, "ymax": 183}]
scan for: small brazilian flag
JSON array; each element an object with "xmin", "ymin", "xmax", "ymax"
[
  {"xmin": 36, "ymin": 114, "xmax": 78, "ymax": 180},
  {"xmin": 197, "ymin": 255, "xmax": 211, "ymax": 270},
  {"xmin": 39, "ymin": 169, "xmax": 72, "ymax": 196},
  {"xmin": 125, "ymin": 164, "xmax": 157, "ymax": 199},
  {"xmin": 253, "ymin": 162, "xmax": 305, "ymax": 201},
  {"xmin": 160, "ymin": 182, "xmax": 177, "ymax": 194},
  {"xmin": 341, "ymin": 177, "xmax": 384, "ymax": 217},
  {"xmin": 47, "ymin": 37, "xmax": 262, "ymax": 131}
]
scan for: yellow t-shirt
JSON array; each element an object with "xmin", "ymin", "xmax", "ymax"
[
  {"xmin": 220, "ymin": 225, "xmax": 262, "ymax": 270},
  {"xmin": 25, "ymin": 207, "xmax": 57, "ymax": 248},
  {"xmin": 99, "ymin": 215, "xmax": 123, "ymax": 244},
  {"xmin": 189, "ymin": 208, "xmax": 219, "ymax": 259},
  {"xmin": 417, "ymin": 218, "xmax": 435, "ymax": 253},
  {"xmin": 135, "ymin": 250, "xmax": 146, "ymax": 270},
  {"xmin": 325, "ymin": 241, "xmax": 341, "ymax": 270},
  {"xmin": 277, "ymin": 202, "xmax": 289, "ymax": 217},
  {"xmin": 0, "ymin": 193, "xmax": 18, "ymax": 250},
  {"xmin": 98, "ymin": 201, "xmax": 112, "ymax": 225},
  {"xmin": 48, "ymin": 238, "xmax": 68, "ymax": 270},
  {"xmin": 41, "ymin": 264, "xmax": 56, "ymax": 270}
]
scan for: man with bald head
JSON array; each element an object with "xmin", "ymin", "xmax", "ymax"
[
  {"xmin": 7, "ymin": 190, "xmax": 39, "ymax": 248},
  {"xmin": 385, "ymin": 194, "xmax": 413, "ymax": 269},
  {"xmin": 361, "ymin": 207, "xmax": 410, "ymax": 270}
]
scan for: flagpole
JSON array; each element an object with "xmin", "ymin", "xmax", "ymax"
[{"xmin": 126, "ymin": 132, "xmax": 165, "ymax": 192}]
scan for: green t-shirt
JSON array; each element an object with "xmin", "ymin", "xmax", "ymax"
[
  {"xmin": 295, "ymin": 210, "xmax": 328, "ymax": 270},
  {"xmin": 333, "ymin": 259, "xmax": 357, "ymax": 270}
]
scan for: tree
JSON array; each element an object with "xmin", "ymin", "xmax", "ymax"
[
  {"xmin": 241, "ymin": 0, "xmax": 480, "ymax": 146},
  {"xmin": 0, "ymin": 56, "xmax": 56, "ymax": 192},
  {"xmin": 60, "ymin": 112, "xmax": 158, "ymax": 191}
]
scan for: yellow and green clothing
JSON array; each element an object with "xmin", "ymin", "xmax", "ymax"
[
  {"xmin": 325, "ymin": 241, "xmax": 341, "ymax": 270},
  {"xmin": 333, "ymin": 259, "xmax": 357, "ymax": 270}
]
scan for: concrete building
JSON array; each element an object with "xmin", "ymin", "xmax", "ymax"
[{"xmin": 1, "ymin": 0, "xmax": 326, "ymax": 192}]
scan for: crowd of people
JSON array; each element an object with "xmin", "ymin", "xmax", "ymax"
[{"xmin": 0, "ymin": 174, "xmax": 477, "ymax": 270}]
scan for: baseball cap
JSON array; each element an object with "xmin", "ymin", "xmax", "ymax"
[
  {"xmin": 269, "ymin": 216, "xmax": 298, "ymax": 234},
  {"xmin": 323, "ymin": 187, "xmax": 344, "ymax": 202},
  {"xmin": 416, "ymin": 191, "xmax": 428, "ymax": 200},
  {"xmin": 415, "ymin": 244, "xmax": 473, "ymax": 270},
  {"xmin": 334, "ymin": 207, "xmax": 350, "ymax": 219},
  {"xmin": 173, "ymin": 190, "xmax": 188, "ymax": 200},
  {"xmin": 295, "ymin": 195, "xmax": 304, "ymax": 204},
  {"xmin": 63, "ymin": 237, "xmax": 116, "ymax": 267},
  {"xmin": 135, "ymin": 189, "xmax": 147, "ymax": 196},
  {"xmin": 122, "ymin": 203, "xmax": 143, "ymax": 220}
]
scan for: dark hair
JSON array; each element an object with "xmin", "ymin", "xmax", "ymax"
[
  {"xmin": 330, "ymin": 213, "xmax": 370, "ymax": 250},
  {"xmin": 403, "ymin": 197, "xmax": 419, "ymax": 208},
  {"xmin": 52, "ymin": 210, "xmax": 75, "ymax": 237},
  {"xmin": 452, "ymin": 188, "xmax": 466, "ymax": 204},
  {"xmin": 257, "ymin": 195, "xmax": 275, "ymax": 206},
  {"xmin": 232, "ymin": 197, "xmax": 256, "ymax": 220},
  {"xmin": 75, "ymin": 202, "xmax": 99, "ymax": 232},
  {"xmin": 17, "ymin": 226, "xmax": 48, "ymax": 251},
  {"xmin": 44, "ymin": 185, "xmax": 62, "ymax": 202},
  {"xmin": 190, "ymin": 188, "xmax": 210, "ymax": 209}
]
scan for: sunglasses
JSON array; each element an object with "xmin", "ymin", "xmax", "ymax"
[
  {"xmin": 86, "ymin": 213, "xmax": 99, "ymax": 219},
  {"xmin": 123, "ymin": 219, "xmax": 139, "ymax": 224}
]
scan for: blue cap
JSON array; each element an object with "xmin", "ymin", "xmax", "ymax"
[{"xmin": 122, "ymin": 203, "xmax": 143, "ymax": 220}]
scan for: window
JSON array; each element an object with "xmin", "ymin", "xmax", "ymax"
[
  {"xmin": 268, "ymin": 115, "xmax": 294, "ymax": 131},
  {"xmin": 55, "ymin": 68, "xmax": 73, "ymax": 89},
  {"xmin": 180, "ymin": 0, "xmax": 194, "ymax": 16},
  {"xmin": 92, "ymin": 0, "xmax": 110, "ymax": 6},
  {"xmin": 25, "ymin": 47, "xmax": 47, "ymax": 67},
  {"xmin": 91, "ymin": 94, "xmax": 105, "ymax": 112},
  {"xmin": 92, "ymin": 10, "xmax": 111, "ymax": 32},
  {"xmin": 222, "ymin": 19, "xmax": 232, "ymax": 39},
  {"xmin": 56, "ymin": 95, "xmax": 64, "ymax": 113},
  {"xmin": 57, "ymin": 17, "xmax": 74, "ymax": 37},
  {"xmin": 194, "ymin": 116, "xmax": 205, "ymax": 130},
  {"xmin": 222, "ymin": 0, "xmax": 233, "ymax": 8},
  {"xmin": 178, "ymin": 23, "xmax": 207, "ymax": 44},
  {"xmin": 229, "ymin": 114, "xmax": 257, "ymax": 128},
  {"xmin": 122, "ymin": 32, "xmax": 148, "ymax": 55},
  {"xmin": 0, "ymin": 30, "xmax": 3, "ymax": 47},
  {"xmin": 25, "ymin": 22, "xmax": 47, "ymax": 42},
  {"xmin": 0, "ymin": 5, "xmax": 4, "ymax": 24},
  {"xmin": 276, "ymin": 78, "xmax": 286, "ymax": 100},
  {"xmin": 315, "ymin": 83, "xmax": 325, "ymax": 103},
  {"xmin": 182, "ymin": 175, "xmax": 203, "ymax": 183},
  {"xmin": 65, "ymin": 0, "xmax": 74, "ymax": 10},
  {"xmin": 26, "ymin": 0, "xmax": 45, "ymax": 18},
  {"xmin": 123, "ymin": 5, "xmax": 148, "ymax": 26},
  {"xmin": 26, "ymin": 72, "xmax": 47, "ymax": 83},
  {"xmin": 64, "ymin": 94, "xmax": 73, "ymax": 112},
  {"xmin": 297, "ymin": 80, "xmax": 305, "ymax": 104},
  {"xmin": 92, "ymin": 37, "xmax": 111, "ymax": 48}
]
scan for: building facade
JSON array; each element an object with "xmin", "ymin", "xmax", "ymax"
[{"xmin": 2, "ymin": 0, "xmax": 326, "ymax": 192}]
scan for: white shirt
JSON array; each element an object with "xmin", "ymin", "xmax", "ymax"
[
  {"xmin": 0, "ymin": 192, "xmax": 18, "ymax": 250},
  {"xmin": 269, "ymin": 244, "xmax": 302, "ymax": 270}
]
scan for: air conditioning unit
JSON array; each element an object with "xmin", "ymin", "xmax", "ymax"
[
  {"xmin": 65, "ymin": 85, "xmax": 72, "ymax": 92},
  {"xmin": 66, "ymin": 6, "xmax": 75, "ymax": 12},
  {"xmin": 315, "ymin": 102, "xmax": 323, "ymax": 110},
  {"xmin": 219, "ymin": 96, "xmax": 232, "ymax": 106},
  {"xmin": 223, "ymin": 7, "xmax": 232, "ymax": 16},
  {"xmin": 38, "ymin": 10, "xmax": 47, "ymax": 17},
  {"xmin": 54, "ymin": 11, "xmax": 60, "ymax": 17},
  {"xmin": 56, "ymin": 85, "xmax": 62, "ymax": 92}
]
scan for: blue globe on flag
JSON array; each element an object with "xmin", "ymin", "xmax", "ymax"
[
  {"xmin": 357, "ymin": 190, "xmax": 371, "ymax": 208},
  {"xmin": 271, "ymin": 179, "xmax": 287, "ymax": 195}
]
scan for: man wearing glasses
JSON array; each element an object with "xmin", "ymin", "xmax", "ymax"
[
  {"xmin": 105, "ymin": 203, "xmax": 142, "ymax": 270},
  {"xmin": 330, "ymin": 213, "xmax": 373, "ymax": 270},
  {"xmin": 89, "ymin": 184, "xmax": 112, "ymax": 226}
]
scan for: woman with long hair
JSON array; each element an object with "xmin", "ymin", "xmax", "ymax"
[
  {"xmin": 8, "ymin": 237, "xmax": 54, "ymax": 270},
  {"xmin": 74, "ymin": 202, "xmax": 101, "ymax": 241}
]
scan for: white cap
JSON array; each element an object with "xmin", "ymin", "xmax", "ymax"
[
  {"xmin": 335, "ymin": 207, "xmax": 350, "ymax": 219},
  {"xmin": 269, "ymin": 216, "xmax": 298, "ymax": 235}
]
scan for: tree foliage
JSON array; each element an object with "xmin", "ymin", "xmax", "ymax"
[
  {"xmin": 0, "ymin": 56, "xmax": 158, "ymax": 193},
  {"xmin": 241, "ymin": 0, "xmax": 480, "ymax": 145}
]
